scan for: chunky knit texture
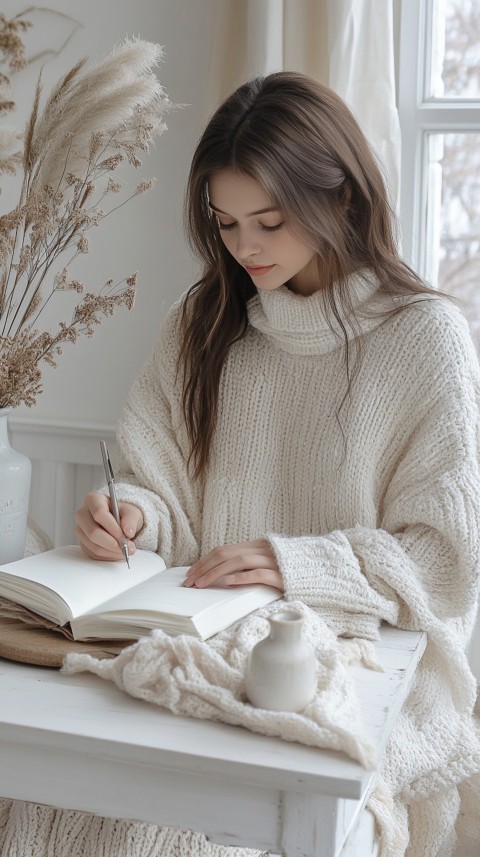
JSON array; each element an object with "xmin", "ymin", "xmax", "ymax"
[
  {"xmin": 0, "ymin": 799, "xmax": 264, "ymax": 857},
  {"xmin": 63, "ymin": 600, "xmax": 378, "ymax": 767},
  {"xmin": 107, "ymin": 271, "xmax": 480, "ymax": 856}
]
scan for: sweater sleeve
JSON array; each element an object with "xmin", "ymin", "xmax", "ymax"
[
  {"xmin": 268, "ymin": 309, "xmax": 480, "ymax": 653},
  {"xmin": 108, "ymin": 304, "xmax": 202, "ymax": 567}
]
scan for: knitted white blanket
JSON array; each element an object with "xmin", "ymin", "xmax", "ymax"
[{"xmin": 62, "ymin": 600, "xmax": 378, "ymax": 768}]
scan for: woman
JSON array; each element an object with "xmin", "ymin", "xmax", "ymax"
[{"xmin": 76, "ymin": 72, "xmax": 480, "ymax": 856}]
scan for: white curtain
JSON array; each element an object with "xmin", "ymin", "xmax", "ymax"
[{"xmin": 205, "ymin": 0, "xmax": 400, "ymax": 209}]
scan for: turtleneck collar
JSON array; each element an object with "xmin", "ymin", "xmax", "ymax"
[{"xmin": 247, "ymin": 270, "xmax": 395, "ymax": 355}]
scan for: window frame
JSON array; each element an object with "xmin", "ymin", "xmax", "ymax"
[{"xmin": 398, "ymin": 0, "xmax": 480, "ymax": 279}]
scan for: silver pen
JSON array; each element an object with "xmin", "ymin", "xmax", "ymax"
[{"xmin": 100, "ymin": 440, "xmax": 130, "ymax": 569}]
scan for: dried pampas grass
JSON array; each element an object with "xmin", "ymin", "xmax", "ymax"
[
  {"xmin": 0, "ymin": 28, "xmax": 171, "ymax": 409},
  {"xmin": 32, "ymin": 39, "xmax": 167, "ymax": 188}
]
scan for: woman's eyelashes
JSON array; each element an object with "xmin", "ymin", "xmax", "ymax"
[{"xmin": 217, "ymin": 220, "xmax": 285, "ymax": 232}]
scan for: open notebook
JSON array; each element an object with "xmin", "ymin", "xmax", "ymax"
[{"xmin": 0, "ymin": 545, "xmax": 281, "ymax": 641}]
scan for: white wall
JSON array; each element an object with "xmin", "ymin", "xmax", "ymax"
[{"xmin": 4, "ymin": 0, "xmax": 217, "ymax": 428}]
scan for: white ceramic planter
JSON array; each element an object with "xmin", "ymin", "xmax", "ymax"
[{"xmin": 0, "ymin": 407, "xmax": 31, "ymax": 564}]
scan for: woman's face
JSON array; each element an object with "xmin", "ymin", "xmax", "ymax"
[{"xmin": 208, "ymin": 169, "xmax": 318, "ymax": 296}]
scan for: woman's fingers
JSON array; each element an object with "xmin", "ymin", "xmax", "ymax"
[
  {"xmin": 74, "ymin": 492, "xmax": 143, "ymax": 561},
  {"xmin": 73, "ymin": 532, "xmax": 131, "ymax": 562},
  {"xmin": 183, "ymin": 540, "xmax": 283, "ymax": 590},
  {"xmin": 119, "ymin": 503, "xmax": 144, "ymax": 540},
  {"xmin": 186, "ymin": 540, "xmax": 273, "ymax": 579},
  {"xmin": 75, "ymin": 494, "xmax": 121, "ymax": 553},
  {"xmin": 215, "ymin": 567, "xmax": 284, "ymax": 589}
]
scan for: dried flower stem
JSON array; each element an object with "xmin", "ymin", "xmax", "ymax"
[{"xmin": 0, "ymin": 35, "xmax": 171, "ymax": 408}]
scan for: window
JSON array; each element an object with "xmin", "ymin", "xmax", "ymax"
[{"xmin": 398, "ymin": 0, "xmax": 480, "ymax": 350}]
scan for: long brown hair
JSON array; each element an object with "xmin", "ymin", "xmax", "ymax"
[{"xmin": 180, "ymin": 71, "xmax": 439, "ymax": 479}]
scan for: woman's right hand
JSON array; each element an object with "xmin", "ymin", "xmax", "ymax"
[{"xmin": 75, "ymin": 491, "xmax": 144, "ymax": 562}]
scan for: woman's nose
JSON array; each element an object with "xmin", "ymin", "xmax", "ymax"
[{"xmin": 236, "ymin": 228, "xmax": 261, "ymax": 259}]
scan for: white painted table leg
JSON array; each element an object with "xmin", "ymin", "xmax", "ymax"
[
  {"xmin": 281, "ymin": 793, "xmax": 340, "ymax": 857},
  {"xmin": 280, "ymin": 792, "xmax": 376, "ymax": 857}
]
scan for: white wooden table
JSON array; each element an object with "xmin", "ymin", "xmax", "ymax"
[{"xmin": 0, "ymin": 624, "xmax": 426, "ymax": 857}]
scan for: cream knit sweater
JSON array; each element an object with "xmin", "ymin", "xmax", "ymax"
[{"xmin": 111, "ymin": 271, "xmax": 480, "ymax": 856}]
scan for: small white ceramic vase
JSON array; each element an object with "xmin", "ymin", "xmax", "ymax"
[
  {"xmin": 245, "ymin": 608, "xmax": 317, "ymax": 712},
  {"xmin": 0, "ymin": 407, "xmax": 31, "ymax": 564}
]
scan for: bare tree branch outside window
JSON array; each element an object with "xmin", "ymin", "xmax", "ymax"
[{"xmin": 436, "ymin": 0, "xmax": 480, "ymax": 350}]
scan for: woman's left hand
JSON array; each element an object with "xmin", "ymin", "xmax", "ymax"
[{"xmin": 183, "ymin": 539, "xmax": 284, "ymax": 591}]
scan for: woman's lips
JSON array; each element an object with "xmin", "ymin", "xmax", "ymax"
[{"xmin": 245, "ymin": 264, "xmax": 275, "ymax": 276}]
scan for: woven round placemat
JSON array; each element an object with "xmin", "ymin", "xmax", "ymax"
[{"xmin": 0, "ymin": 618, "xmax": 129, "ymax": 668}]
